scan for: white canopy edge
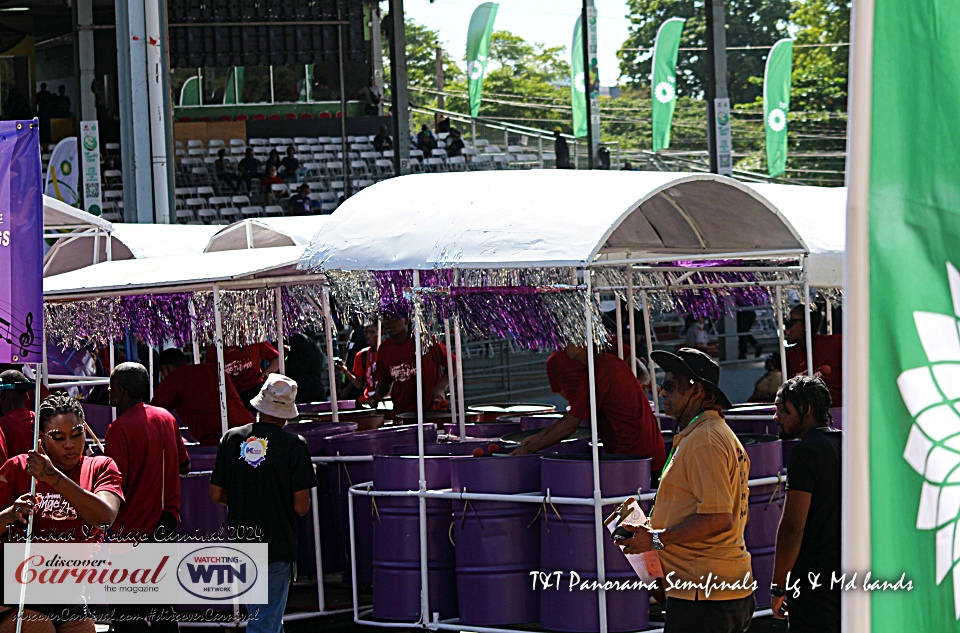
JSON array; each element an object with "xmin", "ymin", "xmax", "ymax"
[
  {"xmin": 43, "ymin": 224, "xmax": 223, "ymax": 277},
  {"xmin": 43, "ymin": 195, "xmax": 113, "ymax": 231},
  {"xmin": 298, "ymin": 170, "xmax": 809, "ymax": 272},
  {"xmin": 44, "ymin": 245, "xmax": 311, "ymax": 299},
  {"xmin": 744, "ymin": 183, "xmax": 847, "ymax": 288},
  {"xmin": 204, "ymin": 216, "xmax": 330, "ymax": 253}
]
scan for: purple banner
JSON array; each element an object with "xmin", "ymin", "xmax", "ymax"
[{"xmin": 0, "ymin": 120, "xmax": 42, "ymax": 364}]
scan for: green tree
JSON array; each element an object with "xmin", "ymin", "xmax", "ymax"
[
  {"xmin": 382, "ymin": 17, "xmax": 462, "ymax": 109},
  {"xmin": 790, "ymin": 0, "xmax": 850, "ymax": 112},
  {"xmin": 617, "ymin": 0, "xmax": 791, "ymax": 105}
]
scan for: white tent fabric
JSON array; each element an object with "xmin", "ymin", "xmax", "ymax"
[
  {"xmin": 44, "ymin": 246, "xmax": 307, "ymax": 298},
  {"xmin": 43, "ymin": 195, "xmax": 113, "ymax": 231},
  {"xmin": 204, "ymin": 217, "xmax": 329, "ymax": 252},
  {"xmin": 745, "ymin": 183, "xmax": 847, "ymax": 288},
  {"xmin": 298, "ymin": 171, "xmax": 808, "ymax": 271},
  {"xmin": 43, "ymin": 224, "xmax": 222, "ymax": 277}
]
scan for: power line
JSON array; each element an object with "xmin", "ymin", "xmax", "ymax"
[{"xmin": 622, "ymin": 42, "xmax": 850, "ymax": 52}]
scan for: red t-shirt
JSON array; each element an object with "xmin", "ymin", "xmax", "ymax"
[
  {"xmin": 352, "ymin": 347, "xmax": 378, "ymax": 404},
  {"xmin": 105, "ymin": 403, "xmax": 189, "ymax": 535},
  {"xmin": 546, "ymin": 351, "xmax": 588, "ymax": 402},
  {"xmin": 568, "ymin": 354, "xmax": 665, "ymax": 469},
  {"xmin": 204, "ymin": 343, "xmax": 279, "ymax": 393},
  {"xmin": 786, "ymin": 334, "xmax": 843, "ymax": 407},
  {"xmin": 0, "ymin": 454, "xmax": 124, "ymax": 543},
  {"xmin": 0, "ymin": 408, "xmax": 34, "ymax": 458},
  {"xmin": 152, "ymin": 364, "xmax": 254, "ymax": 446},
  {"xmin": 374, "ymin": 338, "xmax": 451, "ymax": 416}
]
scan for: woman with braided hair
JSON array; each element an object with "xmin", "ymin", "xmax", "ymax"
[
  {"xmin": 0, "ymin": 393, "xmax": 124, "ymax": 633},
  {"xmin": 770, "ymin": 376, "xmax": 841, "ymax": 633}
]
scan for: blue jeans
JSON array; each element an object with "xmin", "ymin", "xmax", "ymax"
[{"xmin": 246, "ymin": 562, "xmax": 292, "ymax": 633}]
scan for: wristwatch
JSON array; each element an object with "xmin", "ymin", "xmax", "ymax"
[
  {"xmin": 652, "ymin": 530, "xmax": 665, "ymax": 551},
  {"xmin": 770, "ymin": 584, "xmax": 786, "ymax": 598}
]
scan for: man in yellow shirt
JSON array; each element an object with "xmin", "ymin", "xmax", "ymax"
[{"xmin": 621, "ymin": 348, "xmax": 755, "ymax": 632}]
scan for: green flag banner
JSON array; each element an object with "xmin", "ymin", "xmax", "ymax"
[
  {"xmin": 571, "ymin": 16, "xmax": 586, "ymax": 138},
  {"xmin": 763, "ymin": 39, "xmax": 793, "ymax": 177},
  {"xmin": 224, "ymin": 67, "xmax": 245, "ymax": 104},
  {"xmin": 847, "ymin": 0, "xmax": 960, "ymax": 629},
  {"xmin": 466, "ymin": 2, "xmax": 498, "ymax": 118},
  {"xmin": 650, "ymin": 17, "xmax": 684, "ymax": 151}
]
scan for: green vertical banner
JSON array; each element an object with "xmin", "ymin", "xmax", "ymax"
[
  {"xmin": 224, "ymin": 67, "xmax": 244, "ymax": 104},
  {"xmin": 466, "ymin": 2, "xmax": 498, "ymax": 118},
  {"xmin": 847, "ymin": 0, "xmax": 960, "ymax": 629},
  {"xmin": 763, "ymin": 39, "xmax": 793, "ymax": 177},
  {"xmin": 650, "ymin": 17, "xmax": 684, "ymax": 151},
  {"xmin": 571, "ymin": 17, "xmax": 587, "ymax": 138}
]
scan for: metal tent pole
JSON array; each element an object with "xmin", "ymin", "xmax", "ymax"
[
  {"xmin": 411, "ymin": 270, "xmax": 430, "ymax": 624},
  {"xmin": 15, "ymin": 359, "xmax": 45, "ymax": 633},
  {"xmin": 453, "ymin": 316, "xmax": 466, "ymax": 433},
  {"xmin": 825, "ymin": 295, "xmax": 833, "ymax": 335},
  {"xmin": 641, "ymin": 289, "xmax": 657, "ymax": 411},
  {"xmin": 626, "ymin": 264, "xmax": 637, "ymax": 377},
  {"xmin": 443, "ymin": 318, "xmax": 462, "ymax": 439},
  {"xmin": 275, "ymin": 287, "xmax": 286, "ymax": 374},
  {"xmin": 321, "ymin": 286, "xmax": 340, "ymax": 423},
  {"xmin": 774, "ymin": 286, "xmax": 788, "ymax": 382},
  {"xmin": 583, "ymin": 269, "xmax": 608, "ymax": 633},
  {"xmin": 189, "ymin": 298, "xmax": 201, "ymax": 364},
  {"xmin": 614, "ymin": 292, "xmax": 623, "ymax": 359},
  {"xmin": 802, "ymin": 256, "xmax": 815, "ymax": 376},
  {"xmin": 212, "ymin": 284, "xmax": 229, "ymax": 434}
]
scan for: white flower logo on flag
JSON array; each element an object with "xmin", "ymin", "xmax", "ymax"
[
  {"xmin": 899, "ymin": 261, "xmax": 960, "ymax": 620},
  {"xmin": 655, "ymin": 81, "xmax": 676, "ymax": 104},
  {"xmin": 574, "ymin": 72, "xmax": 585, "ymax": 94},
  {"xmin": 768, "ymin": 108, "xmax": 787, "ymax": 132},
  {"xmin": 467, "ymin": 60, "xmax": 484, "ymax": 81}
]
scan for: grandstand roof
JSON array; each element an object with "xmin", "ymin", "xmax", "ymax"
[{"xmin": 299, "ymin": 171, "xmax": 811, "ymax": 271}]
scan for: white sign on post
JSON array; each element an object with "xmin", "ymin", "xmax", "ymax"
[
  {"xmin": 714, "ymin": 98, "xmax": 733, "ymax": 176},
  {"xmin": 79, "ymin": 120, "xmax": 103, "ymax": 216}
]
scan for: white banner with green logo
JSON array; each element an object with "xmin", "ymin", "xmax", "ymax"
[
  {"xmin": 763, "ymin": 39, "xmax": 793, "ymax": 177},
  {"xmin": 43, "ymin": 137, "xmax": 79, "ymax": 206},
  {"xmin": 571, "ymin": 16, "xmax": 586, "ymax": 138},
  {"xmin": 466, "ymin": 2, "xmax": 498, "ymax": 118},
  {"xmin": 650, "ymin": 17, "xmax": 685, "ymax": 151},
  {"xmin": 79, "ymin": 120, "xmax": 103, "ymax": 216}
]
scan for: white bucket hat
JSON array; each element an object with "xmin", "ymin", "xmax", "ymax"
[{"xmin": 251, "ymin": 374, "xmax": 299, "ymax": 420}]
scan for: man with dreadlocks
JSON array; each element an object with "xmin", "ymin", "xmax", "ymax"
[{"xmin": 771, "ymin": 375, "xmax": 841, "ymax": 632}]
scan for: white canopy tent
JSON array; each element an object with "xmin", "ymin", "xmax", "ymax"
[
  {"xmin": 43, "ymin": 224, "xmax": 222, "ymax": 277},
  {"xmin": 745, "ymin": 183, "xmax": 847, "ymax": 288},
  {"xmin": 298, "ymin": 170, "xmax": 808, "ymax": 271},
  {"xmin": 204, "ymin": 216, "xmax": 329, "ymax": 252},
  {"xmin": 43, "ymin": 195, "xmax": 114, "ymax": 232}
]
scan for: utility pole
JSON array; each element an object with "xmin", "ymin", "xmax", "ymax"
[
  {"xmin": 388, "ymin": 0, "xmax": 411, "ymax": 176},
  {"xmin": 580, "ymin": 0, "xmax": 599, "ymax": 169},
  {"xmin": 435, "ymin": 46, "xmax": 445, "ymax": 111},
  {"xmin": 703, "ymin": 0, "xmax": 732, "ymax": 175}
]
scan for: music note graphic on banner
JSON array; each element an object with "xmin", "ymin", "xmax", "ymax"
[
  {"xmin": 18, "ymin": 312, "xmax": 34, "ymax": 357},
  {"xmin": 0, "ymin": 314, "xmax": 12, "ymax": 344}
]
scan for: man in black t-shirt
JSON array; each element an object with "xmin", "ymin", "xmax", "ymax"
[
  {"xmin": 210, "ymin": 375, "xmax": 317, "ymax": 633},
  {"xmin": 771, "ymin": 376, "xmax": 841, "ymax": 633}
]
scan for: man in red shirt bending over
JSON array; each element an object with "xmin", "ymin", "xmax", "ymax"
[
  {"xmin": 154, "ymin": 348, "xmax": 254, "ymax": 446},
  {"xmin": 515, "ymin": 346, "xmax": 665, "ymax": 470},
  {"xmin": 368, "ymin": 314, "xmax": 452, "ymax": 418},
  {"xmin": 106, "ymin": 362, "xmax": 189, "ymax": 633},
  {"xmin": 0, "ymin": 369, "xmax": 35, "ymax": 458},
  {"xmin": 205, "ymin": 341, "xmax": 280, "ymax": 407}
]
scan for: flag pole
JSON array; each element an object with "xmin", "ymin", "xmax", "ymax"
[{"xmin": 843, "ymin": 0, "xmax": 875, "ymax": 628}]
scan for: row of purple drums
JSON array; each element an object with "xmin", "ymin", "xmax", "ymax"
[{"xmin": 112, "ymin": 399, "xmax": 840, "ymax": 627}]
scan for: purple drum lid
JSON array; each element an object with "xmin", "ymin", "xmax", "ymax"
[
  {"xmin": 736, "ymin": 434, "xmax": 783, "ymax": 477},
  {"xmin": 373, "ymin": 455, "xmax": 452, "ymax": 490},
  {"xmin": 467, "ymin": 403, "xmax": 556, "ymax": 415},
  {"xmin": 450, "ymin": 453, "xmax": 541, "ymax": 493},
  {"xmin": 299, "ymin": 399, "xmax": 357, "ymax": 413}
]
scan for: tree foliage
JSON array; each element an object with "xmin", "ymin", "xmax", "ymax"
[
  {"xmin": 382, "ymin": 16, "xmax": 462, "ymax": 109},
  {"xmin": 617, "ymin": 0, "xmax": 791, "ymax": 105}
]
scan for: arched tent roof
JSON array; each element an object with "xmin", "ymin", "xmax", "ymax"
[
  {"xmin": 744, "ymin": 183, "xmax": 846, "ymax": 288},
  {"xmin": 204, "ymin": 216, "xmax": 329, "ymax": 253},
  {"xmin": 43, "ymin": 195, "xmax": 112, "ymax": 232},
  {"xmin": 298, "ymin": 170, "xmax": 808, "ymax": 271},
  {"xmin": 43, "ymin": 224, "xmax": 222, "ymax": 277}
]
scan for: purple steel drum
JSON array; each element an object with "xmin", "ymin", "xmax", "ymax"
[
  {"xmin": 829, "ymin": 407, "xmax": 842, "ymax": 429},
  {"xmin": 395, "ymin": 410, "xmax": 481, "ymax": 426},
  {"xmin": 450, "ymin": 454, "xmax": 541, "ymax": 626},
  {"xmin": 501, "ymin": 428, "xmax": 592, "ymax": 455},
  {"xmin": 539, "ymin": 455, "xmax": 652, "ymax": 632},
  {"xmin": 737, "ymin": 434, "xmax": 783, "ymax": 608},
  {"xmin": 285, "ymin": 421, "xmax": 359, "ymax": 577},
  {"xmin": 325, "ymin": 425, "xmax": 439, "ymax": 584},
  {"xmin": 443, "ymin": 421, "xmax": 521, "ymax": 438},
  {"xmin": 467, "ymin": 403, "xmax": 556, "ymax": 422},
  {"xmin": 298, "ymin": 399, "xmax": 357, "ymax": 413},
  {"xmin": 515, "ymin": 413, "xmax": 591, "ymax": 431},
  {"xmin": 372, "ymin": 456, "xmax": 457, "ymax": 621},
  {"xmin": 393, "ymin": 440, "xmax": 496, "ymax": 456},
  {"xmin": 180, "ymin": 446, "xmax": 226, "ymax": 538}
]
